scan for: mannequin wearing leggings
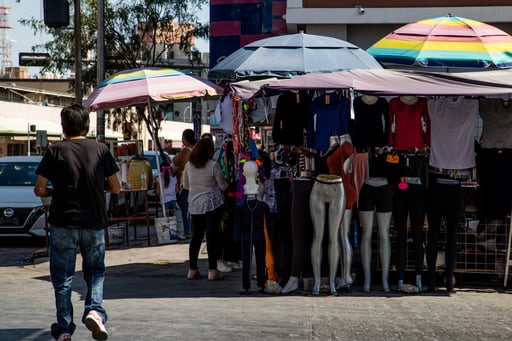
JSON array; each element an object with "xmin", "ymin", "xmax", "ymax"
[
  {"xmin": 393, "ymin": 152, "xmax": 428, "ymax": 292},
  {"xmin": 280, "ymin": 177, "xmax": 314, "ymax": 294},
  {"xmin": 359, "ymin": 177, "xmax": 393, "ymax": 293},
  {"xmin": 310, "ymin": 174, "xmax": 345, "ymax": 295},
  {"xmin": 274, "ymin": 177, "xmax": 293, "ymax": 287},
  {"xmin": 426, "ymin": 176, "xmax": 464, "ymax": 293},
  {"xmin": 235, "ymin": 161, "xmax": 272, "ymax": 295},
  {"xmin": 326, "ymin": 134, "xmax": 356, "ymax": 290},
  {"xmin": 394, "ymin": 177, "xmax": 425, "ymax": 292}
]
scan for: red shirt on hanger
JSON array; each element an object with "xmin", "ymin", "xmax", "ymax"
[{"xmin": 387, "ymin": 96, "xmax": 430, "ymax": 151}]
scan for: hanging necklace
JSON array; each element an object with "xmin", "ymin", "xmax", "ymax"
[{"xmin": 247, "ymin": 197, "xmax": 258, "ymax": 212}]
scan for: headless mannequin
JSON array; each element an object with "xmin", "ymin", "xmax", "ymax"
[
  {"xmin": 310, "ymin": 174, "xmax": 345, "ymax": 295},
  {"xmin": 325, "ymin": 134, "xmax": 356, "ymax": 290},
  {"xmin": 361, "ymin": 95, "xmax": 379, "ymax": 106},
  {"xmin": 399, "ymin": 95, "xmax": 419, "ymax": 105},
  {"xmin": 359, "ymin": 177, "xmax": 392, "ymax": 293},
  {"xmin": 280, "ymin": 175, "xmax": 314, "ymax": 294},
  {"xmin": 337, "ymin": 134, "xmax": 355, "ymax": 289}
]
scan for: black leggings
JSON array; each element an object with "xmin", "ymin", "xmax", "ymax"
[
  {"xmin": 393, "ymin": 183, "xmax": 425, "ymax": 278},
  {"xmin": 220, "ymin": 196, "xmax": 240, "ymax": 262},
  {"xmin": 241, "ymin": 238, "xmax": 266, "ymax": 290},
  {"xmin": 189, "ymin": 206, "xmax": 224, "ymax": 270},
  {"xmin": 426, "ymin": 177, "xmax": 464, "ymax": 290},
  {"xmin": 274, "ymin": 178, "xmax": 293, "ymax": 286},
  {"xmin": 290, "ymin": 179, "xmax": 314, "ymax": 278}
]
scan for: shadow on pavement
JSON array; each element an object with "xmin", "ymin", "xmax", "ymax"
[
  {"xmin": 0, "ymin": 328, "xmax": 49, "ymax": 341},
  {"xmin": 34, "ymin": 258, "xmax": 275, "ymax": 299}
]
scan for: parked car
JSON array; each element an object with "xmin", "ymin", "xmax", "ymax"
[{"xmin": 0, "ymin": 156, "xmax": 47, "ymax": 238}]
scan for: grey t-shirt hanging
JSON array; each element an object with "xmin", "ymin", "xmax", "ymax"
[{"xmin": 478, "ymin": 98, "xmax": 512, "ymax": 149}]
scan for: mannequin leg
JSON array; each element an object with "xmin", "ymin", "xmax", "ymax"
[
  {"xmin": 309, "ymin": 192, "xmax": 325, "ymax": 296},
  {"xmin": 310, "ymin": 217, "xmax": 323, "ymax": 295},
  {"xmin": 416, "ymin": 274, "xmax": 423, "ymax": 293},
  {"xmin": 338, "ymin": 210, "xmax": 353, "ymax": 289},
  {"xmin": 377, "ymin": 212, "xmax": 392, "ymax": 293},
  {"xmin": 359, "ymin": 210, "xmax": 374, "ymax": 292},
  {"xmin": 327, "ymin": 202, "xmax": 344, "ymax": 295}
]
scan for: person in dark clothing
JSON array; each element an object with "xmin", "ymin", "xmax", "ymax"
[{"xmin": 34, "ymin": 104, "xmax": 121, "ymax": 341}]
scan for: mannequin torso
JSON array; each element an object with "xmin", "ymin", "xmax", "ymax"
[
  {"xmin": 399, "ymin": 95, "xmax": 419, "ymax": 105},
  {"xmin": 361, "ymin": 95, "xmax": 379, "ymax": 105}
]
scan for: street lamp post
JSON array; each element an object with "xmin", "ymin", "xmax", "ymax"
[
  {"xmin": 74, "ymin": 0, "xmax": 82, "ymax": 104},
  {"xmin": 27, "ymin": 123, "xmax": 30, "ymax": 156},
  {"xmin": 27, "ymin": 124, "xmax": 36, "ymax": 156},
  {"xmin": 96, "ymin": 0, "xmax": 105, "ymax": 143}
]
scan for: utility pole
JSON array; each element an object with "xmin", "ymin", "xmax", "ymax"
[
  {"xmin": 74, "ymin": 0, "xmax": 82, "ymax": 104},
  {"xmin": 96, "ymin": 0, "xmax": 105, "ymax": 142},
  {"xmin": 27, "ymin": 123, "xmax": 30, "ymax": 156}
]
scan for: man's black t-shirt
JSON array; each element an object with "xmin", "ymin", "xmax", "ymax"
[{"xmin": 36, "ymin": 139, "xmax": 119, "ymax": 229}]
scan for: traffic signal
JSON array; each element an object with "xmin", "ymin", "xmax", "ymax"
[{"xmin": 43, "ymin": 0, "xmax": 70, "ymax": 28}]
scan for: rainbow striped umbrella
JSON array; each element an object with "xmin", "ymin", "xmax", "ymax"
[
  {"xmin": 367, "ymin": 15, "xmax": 512, "ymax": 69},
  {"xmin": 85, "ymin": 67, "xmax": 223, "ymax": 111}
]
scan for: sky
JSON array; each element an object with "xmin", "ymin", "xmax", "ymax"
[{"xmin": 4, "ymin": 0, "xmax": 209, "ymax": 71}]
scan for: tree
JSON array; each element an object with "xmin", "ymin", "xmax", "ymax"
[{"xmin": 20, "ymin": 0, "xmax": 209, "ymax": 156}]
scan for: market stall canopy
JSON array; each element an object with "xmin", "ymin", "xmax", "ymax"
[
  {"xmin": 344, "ymin": 69, "xmax": 512, "ymax": 96},
  {"xmin": 367, "ymin": 14, "xmax": 512, "ymax": 69},
  {"xmin": 228, "ymin": 78, "xmax": 278, "ymax": 99},
  {"xmin": 85, "ymin": 67, "xmax": 223, "ymax": 111},
  {"xmin": 260, "ymin": 68, "xmax": 512, "ymax": 97},
  {"xmin": 84, "ymin": 67, "xmax": 223, "ymax": 219},
  {"xmin": 208, "ymin": 33, "xmax": 383, "ymax": 82},
  {"xmin": 257, "ymin": 72, "xmax": 353, "ymax": 94},
  {"xmin": 414, "ymin": 68, "xmax": 512, "ymax": 88}
]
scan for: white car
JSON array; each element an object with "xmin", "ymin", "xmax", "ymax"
[{"xmin": 0, "ymin": 156, "xmax": 47, "ymax": 238}]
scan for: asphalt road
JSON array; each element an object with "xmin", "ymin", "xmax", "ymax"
[{"xmin": 1, "ymin": 233, "xmax": 512, "ymax": 341}]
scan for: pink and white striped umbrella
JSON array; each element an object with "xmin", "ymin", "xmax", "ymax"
[{"xmin": 85, "ymin": 67, "xmax": 223, "ymax": 111}]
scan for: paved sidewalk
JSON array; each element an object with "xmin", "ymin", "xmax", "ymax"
[{"xmin": 1, "ymin": 230, "xmax": 512, "ymax": 341}]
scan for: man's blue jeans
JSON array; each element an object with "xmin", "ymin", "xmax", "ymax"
[
  {"xmin": 177, "ymin": 188, "xmax": 192, "ymax": 234},
  {"xmin": 49, "ymin": 226, "xmax": 107, "ymax": 339}
]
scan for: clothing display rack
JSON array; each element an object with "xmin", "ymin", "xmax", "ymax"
[{"xmin": 381, "ymin": 185, "xmax": 512, "ymax": 289}]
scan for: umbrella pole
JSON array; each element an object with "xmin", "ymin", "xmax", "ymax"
[{"xmin": 148, "ymin": 102, "xmax": 167, "ymax": 219}]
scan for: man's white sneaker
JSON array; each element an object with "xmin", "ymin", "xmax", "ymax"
[
  {"xmin": 84, "ymin": 310, "xmax": 108, "ymax": 340},
  {"xmin": 217, "ymin": 260, "xmax": 233, "ymax": 273}
]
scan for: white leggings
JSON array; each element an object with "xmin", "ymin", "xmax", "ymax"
[{"xmin": 309, "ymin": 175, "xmax": 345, "ymax": 295}]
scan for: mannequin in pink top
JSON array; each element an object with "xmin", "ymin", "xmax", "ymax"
[{"xmin": 326, "ymin": 134, "xmax": 356, "ymax": 290}]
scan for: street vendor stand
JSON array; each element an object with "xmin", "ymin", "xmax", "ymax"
[{"xmin": 226, "ymin": 68, "xmax": 512, "ymax": 289}]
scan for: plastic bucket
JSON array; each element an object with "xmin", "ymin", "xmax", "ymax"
[
  {"xmin": 155, "ymin": 217, "xmax": 178, "ymax": 244},
  {"xmin": 108, "ymin": 225, "xmax": 125, "ymax": 245}
]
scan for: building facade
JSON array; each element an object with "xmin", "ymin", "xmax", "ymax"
[
  {"xmin": 209, "ymin": 1, "xmax": 512, "ymax": 69},
  {"xmin": 285, "ymin": 1, "xmax": 512, "ymax": 51},
  {"xmin": 210, "ymin": 0, "xmax": 288, "ymax": 69}
]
